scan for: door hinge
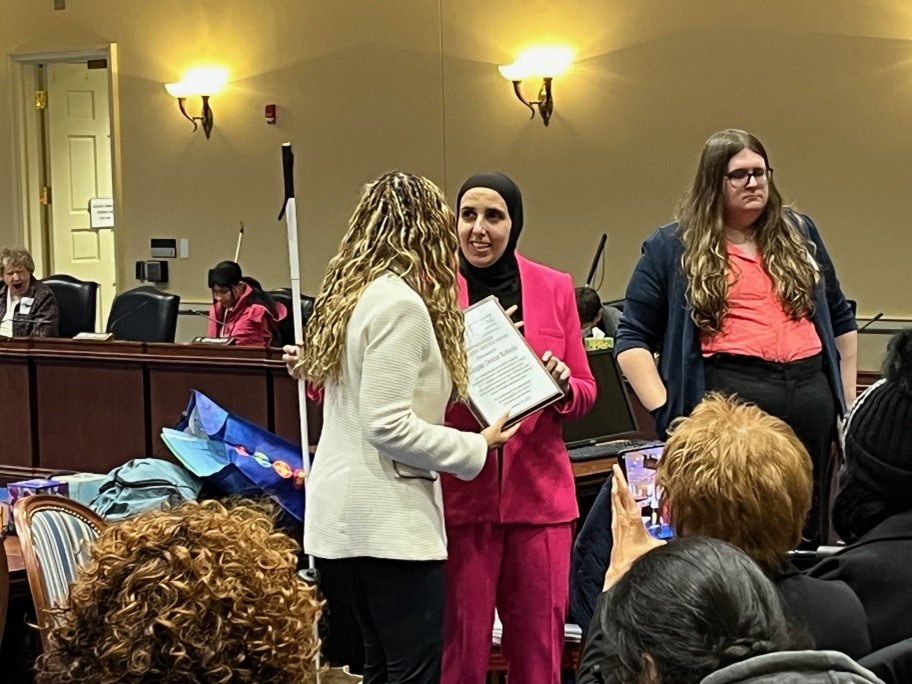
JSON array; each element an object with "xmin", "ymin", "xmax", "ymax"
[
  {"xmin": 35, "ymin": 90, "xmax": 47, "ymax": 110},
  {"xmin": 39, "ymin": 186, "xmax": 51, "ymax": 205}
]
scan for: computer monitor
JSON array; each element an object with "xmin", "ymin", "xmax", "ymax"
[{"xmin": 562, "ymin": 349, "xmax": 639, "ymax": 446}]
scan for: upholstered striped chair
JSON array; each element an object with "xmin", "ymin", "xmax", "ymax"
[{"xmin": 13, "ymin": 495, "xmax": 106, "ymax": 649}]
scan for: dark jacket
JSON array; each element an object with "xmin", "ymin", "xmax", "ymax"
[
  {"xmin": 0, "ymin": 279, "xmax": 59, "ymax": 337},
  {"xmin": 570, "ymin": 473, "xmax": 614, "ymax": 632},
  {"xmin": 808, "ymin": 509, "xmax": 912, "ymax": 651},
  {"xmin": 776, "ymin": 564, "xmax": 871, "ymax": 660},
  {"xmin": 614, "ymin": 213, "xmax": 856, "ymax": 437}
]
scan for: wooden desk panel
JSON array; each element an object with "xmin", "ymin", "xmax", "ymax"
[
  {"xmin": 0, "ymin": 340, "xmax": 33, "ymax": 468},
  {"xmin": 0, "ymin": 337, "xmax": 881, "ymax": 478},
  {"xmin": 30, "ymin": 340, "xmax": 146, "ymax": 473},
  {"xmin": 146, "ymin": 344, "xmax": 273, "ymax": 459}
]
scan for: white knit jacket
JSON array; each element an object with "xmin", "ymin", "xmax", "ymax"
[{"xmin": 304, "ymin": 273, "xmax": 487, "ymax": 560}]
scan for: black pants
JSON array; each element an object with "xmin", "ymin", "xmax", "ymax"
[
  {"xmin": 318, "ymin": 557, "xmax": 444, "ymax": 684},
  {"xmin": 704, "ymin": 353, "xmax": 836, "ymax": 547}
]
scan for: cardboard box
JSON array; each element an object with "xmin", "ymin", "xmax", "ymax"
[
  {"xmin": 56, "ymin": 473, "xmax": 107, "ymax": 507},
  {"xmin": 8, "ymin": 478, "xmax": 69, "ymax": 507}
]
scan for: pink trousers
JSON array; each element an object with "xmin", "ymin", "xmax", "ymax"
[{"xmin": 442, "ymin": 522, "xmax": 573, "ymax": 684}]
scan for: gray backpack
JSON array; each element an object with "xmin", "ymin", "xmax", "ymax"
[{"xmin": 90, "ymin": 458, "xmax": 203, "ymax": 521}]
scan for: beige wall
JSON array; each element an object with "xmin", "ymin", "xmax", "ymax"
[{"xmin": 0, "ymin": 1, "xmax": 910, "ymax": 331}]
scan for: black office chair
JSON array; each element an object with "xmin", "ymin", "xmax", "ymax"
[
  {"xmin": 603, "ymin": 298, "xmax": 625, "ymax": 313},
  {"xmin": 106, "ymin": 285, "xmax": 180, "ymax": 342},
  {"xmin": 269, "ymin": 288, "xmax": 315, "ymax": 347},
  {"xmin": 43, "ymin": 274, "xmax": 99, "ymax": 337}
]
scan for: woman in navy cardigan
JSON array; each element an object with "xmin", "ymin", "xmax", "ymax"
[{"xmin": 615, "ymin": 129, "xmax": 857, "ymax": 545}]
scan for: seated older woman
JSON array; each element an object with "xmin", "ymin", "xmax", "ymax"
[
  {"xmin": 35, "ymin": 500, "xmax": 323, "ymax": 683},
  {"xmin": 650, "ymin": 394, "xmax": 871, "ymax": 657},
  {"xmin": 578, "ymin": 393, "xmax": 871, "ymax": 674},
  {"xmin": 580, "ymin": 536, "xmax": 882, "ymax": 684},
  {"xmin": 0, "ymin": 247, "xmax": 58, "ymax": 337}
]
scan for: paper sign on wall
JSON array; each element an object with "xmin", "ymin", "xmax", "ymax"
[{"xmin": 89, "ymin": 197, "xmax": 115, "ymax": 228}]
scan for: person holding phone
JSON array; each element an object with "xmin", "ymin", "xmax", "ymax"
[
  {"xmin": 616, "ymin": 129, "xmax": 857, "ymax": 545},
  {"xmin": 441, "ymin": 172, "xmax": 597, "ymax": 683},
  {"xmin": 285, "ymin": 172, "xmax": 518, "ymax": 683},
  {"xmin": 654, "ymin": 394, "xmax": 870, "ymax": 657},
  {"xmin": 574, "ymin": 395, "xmax": 870, "ymax": 666}
]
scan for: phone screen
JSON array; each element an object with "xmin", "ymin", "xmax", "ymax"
[{"xmin": 621, "ymin": 445, "xmax": 673, "ymax": 539}]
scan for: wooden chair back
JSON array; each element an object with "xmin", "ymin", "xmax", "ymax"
[{"xmin": 13, "ymin": 495, "xmax": 106, "ymax": 649}]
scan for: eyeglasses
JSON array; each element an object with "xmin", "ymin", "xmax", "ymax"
[{"xmin": 724, "ymin": 167, "xmax": 772, "ymax": 188}]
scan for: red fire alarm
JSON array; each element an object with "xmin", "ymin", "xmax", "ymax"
[{"xmin": 265, "ymin": 104, "xmax": 277, "ymax": 125}]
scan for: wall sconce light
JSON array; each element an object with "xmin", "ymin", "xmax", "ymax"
[
  {"xmin": 498, "ymin": 47, "xmax": 573, "ymax": 126},
  {"xmin": 164, "ymin": 66, "xmax": 229, "ymax": 138}
]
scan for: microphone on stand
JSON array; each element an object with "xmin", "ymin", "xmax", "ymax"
[
  {"xmin": 187, "ymin": 309, "xmax": 224, "ymax": 327},
  {"xmin": 186, "ymin": 309, "xmax": 236, "ymax": 345},
  {"xmin": 858, "ymin": 312, "xmax": 884, "ymax": 332},
  {"xmin": 585, "ymin": 234, "xmax": 608, "ymax": 289},
  {"xmin": 107, "ymin": 299, "xmax": 152, "ymax": 339}
]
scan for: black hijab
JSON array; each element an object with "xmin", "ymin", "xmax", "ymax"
[{"xmin": 456, "ymin": 172, "xmax": 524, "ymax": 319}]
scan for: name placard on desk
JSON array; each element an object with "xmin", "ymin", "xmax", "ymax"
[
  {"xmin": 73, "ymin": 332, "xmax": 114, "ymax": 341},
  {"xmin": 191, "ymin": 336, "xmax": 236, "ymax": 345}
]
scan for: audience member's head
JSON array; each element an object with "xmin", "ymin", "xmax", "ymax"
[
  {"xmin": 658, "ymin": 393, "xmax": 812, "ymax": 569},
  {"xmin": 834, "ymin": 328, "xmax": 912, "ymax": 544},
  {"xmin": 36, "ymin": 500, "xmax": 321, "ymax": 683},
  {"xmin": 1, "ymin": 246, "xmax": 36, "ymax": 297},
  {"xmin": 600, "ymin": 537, "xmax": 808, "ymax": 684},
  {"xmin": 575, "ymin": 286, "xmax": 603, "ymax": 332}
]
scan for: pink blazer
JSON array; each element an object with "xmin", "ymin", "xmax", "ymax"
[{"xmin": 442, "ymin": 254, "xmax": 597, "ymax": 526}]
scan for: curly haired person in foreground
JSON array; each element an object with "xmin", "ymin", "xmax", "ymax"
[{"xmin": 35, "ymin": 500, "xmax": 322, "ymax": 684}]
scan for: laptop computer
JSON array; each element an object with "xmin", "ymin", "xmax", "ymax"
[{"xmin": 563, "ymin": 349, "xmax": 655, "ymax": 462}]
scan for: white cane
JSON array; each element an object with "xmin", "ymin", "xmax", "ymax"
[
  {"xmin": 234, "ymin": 221, "xmax": 245, "ymax": 263},
  {"xmin": 278, "ymin": 142, "xmax": 321, "ymax": 681}
]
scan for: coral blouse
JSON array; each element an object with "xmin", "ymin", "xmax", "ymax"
[{"xmin": 701, "ymin": 242, "xmax": 822, "ymax": 362}]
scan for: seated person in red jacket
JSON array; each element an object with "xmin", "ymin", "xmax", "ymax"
[
  {"xmin": 0, "ymin": 246, "xmax": 58, "ymax": 337},
  {"xmin": 207, "ymin": 261, "xmax": 286, "ymax": 347}
]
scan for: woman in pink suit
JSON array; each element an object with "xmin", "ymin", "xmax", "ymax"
[{"xmin": 442, "ymin": 172, "xmax": 597, "ymax": 683}]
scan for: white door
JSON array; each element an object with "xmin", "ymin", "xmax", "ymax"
[{"xmin": 47, "ymin": 61, "xmax": 116, "ymax": 331}]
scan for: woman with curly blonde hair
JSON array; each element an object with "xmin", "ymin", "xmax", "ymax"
[
  {"xmin": 35, "ymin": 500, "xmax": 322, "ymax": 683},
  {"xmin": 616, "ymin": 129, "xmax": 857, "ymax": 545},
  {"xmin": 283, "ymin": 171, "xmax": 517, "ymax": 682}
]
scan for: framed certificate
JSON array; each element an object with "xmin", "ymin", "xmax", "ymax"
[{"xmin": 463, "ymin": 296, "xmax": 564, "ymax": 428}]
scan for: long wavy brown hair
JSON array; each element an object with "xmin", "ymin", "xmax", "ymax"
[
  {"xmin": 35, "ymin": 500, "xmax": 322, "ymax": 683},
  {"xmin": 677, "ymin": 129, "xmax": 819, "ymax": 334},
  {"xmin": 297, "ymin": 171, "xmax": 470, "ymax": 397}
]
